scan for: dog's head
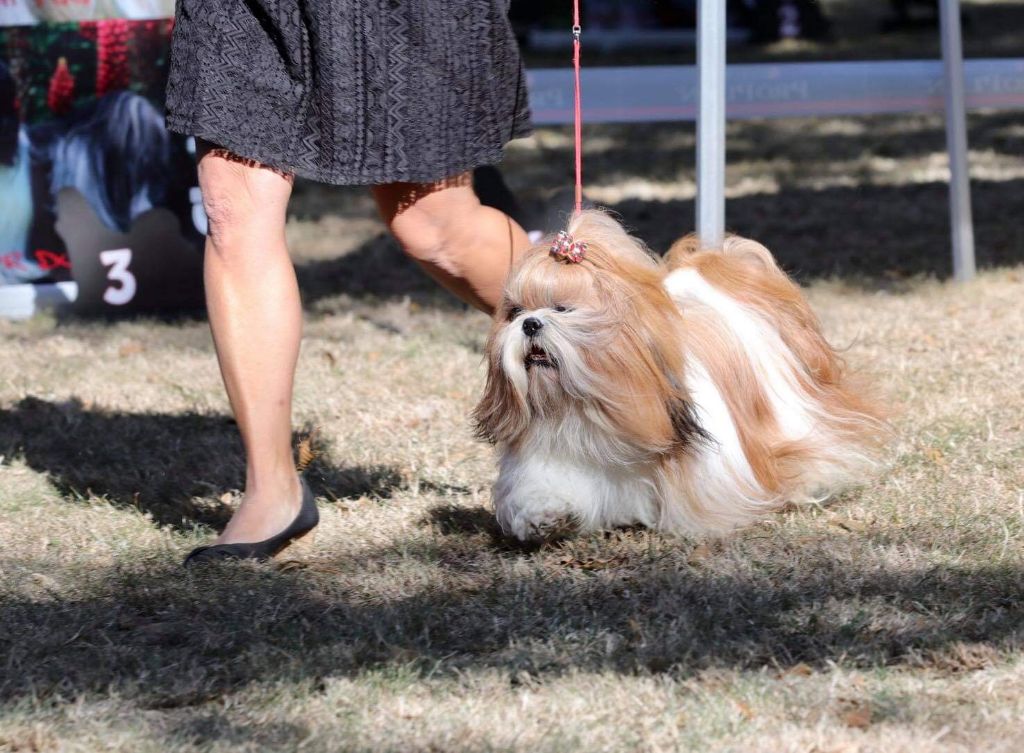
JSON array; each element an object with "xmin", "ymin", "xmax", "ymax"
[{"xmin": 473, "ymin": 210, "xmax": 704, "ymax": 455}]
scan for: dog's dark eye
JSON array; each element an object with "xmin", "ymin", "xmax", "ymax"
[
  {"xmin": 554, "ymin": 305, "xmax": 568, "ymax": 313},
  {"xmin": 507, "ymin": 305, "xmax": 523, "ymax": 321}
]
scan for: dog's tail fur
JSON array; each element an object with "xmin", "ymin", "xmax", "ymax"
[{"xmin": 659, "ymin": 233, "xmax": 888, "ymax": 533}]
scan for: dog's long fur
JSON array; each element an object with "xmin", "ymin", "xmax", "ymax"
[{"xmin": 474, "ymin": 210, "xmax": 884, "ymax": 541}]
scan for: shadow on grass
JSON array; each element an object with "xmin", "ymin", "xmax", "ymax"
[
  {"xmin": 283, "ymin": 112, "xmax": 1024, "ymax": 308},
  {"xmin": 2, "ymin": 510, "xmax": 1023, "ymax": 707},
  {"xmin": 294, "ymin": 231, "xmax": 466, "ymax": 312},
  {"xmin": 527, "ymin": 113, "xmax": 1024, "ymax": 185},
  {"xmin": 0, "ymin": 397, "xmax": 404, "ymax": 531},
  {"xmin": 292, "ymin": 175, "xmax": 1024, "ymax": 311},
  {"xmin": 606, "ymin": 177, "xmax": 1024, "ymax": 284},
  {"xmin": 424, "ymin": 503, "xmax": 500, "ymax": 538}
]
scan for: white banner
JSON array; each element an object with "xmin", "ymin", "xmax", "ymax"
[{"xmin": 528, "ymin": 58, "xmax": 1024, "ymax": 124}]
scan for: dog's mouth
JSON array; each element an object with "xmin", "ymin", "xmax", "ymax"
[{"xmin": 525, "ymin": 344, "xmax": 556, "ymax": 370}]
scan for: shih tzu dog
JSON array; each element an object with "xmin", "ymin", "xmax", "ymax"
[{"xmin": 474, "ymin": 210, "xmax": 883, "ymax": 542}]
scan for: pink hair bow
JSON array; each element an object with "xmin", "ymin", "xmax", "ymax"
[{"xmin": 549, "ymin": 231, "xmax": 588, "ymax": 264}]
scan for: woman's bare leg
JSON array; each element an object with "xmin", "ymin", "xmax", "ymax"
[
  {"xmin": 372, "ymin": 172, "xmax": 532, "ymax": 314},
  {"xmin": 197, "ymin": 143, "xmax": 304, "ymax": 545}
]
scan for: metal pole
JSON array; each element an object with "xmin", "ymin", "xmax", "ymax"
[
  {"xmin": 939, "ymin": 0, "xmax": 976, "ymax": 281},
  {"xmin": 696, "ymin": 0, "xmax": 726, "ymax": 247}
]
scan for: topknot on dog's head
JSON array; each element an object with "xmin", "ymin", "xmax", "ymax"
[
  {"xmin": 501, "ymin": 208, "xmax": 673, "ymax": 321},
  {"xmin": 559, "ymin": 209, "xmax": 659, "ymax": 273},
  {"xmin": 549, "ymin": 230, "xmax": 588, "ymax": 264}
]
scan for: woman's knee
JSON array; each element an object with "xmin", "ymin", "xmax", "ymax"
[
  {"xmin": 374, "ymin": 179, "xmax": 479, "ymax": 275},
  {"xmin": 197, "ymin": 147, "xmax": 292, "ymax": 250},
  {"xmin": 387, "ymin": 204, "xmax": 456, "ymax": 271}
]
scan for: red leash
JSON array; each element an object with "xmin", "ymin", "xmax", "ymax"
[
  {"xmin": 549, "ymin": 2, "xmax": 588, "ymax": 263},
  {"xmin": 572, "ymin": 0, "xmax": 584, "ymax": 215}
]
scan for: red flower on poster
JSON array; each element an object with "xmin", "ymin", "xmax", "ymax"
[
  {"xmin": 79, "ymin": 21, "xmax": 99, "ymax": 44},
  {"xmin": 47, "ymin": 56, "xmax": 74, "ymax": 115},
  {"xmin": 96, "ymin": 19, "xmax": 130, "ymax": 96}
]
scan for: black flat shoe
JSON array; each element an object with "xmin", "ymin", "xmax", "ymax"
[{"xmin": 184, "ymin": 477, "xmax": 318, "ymax": 566}]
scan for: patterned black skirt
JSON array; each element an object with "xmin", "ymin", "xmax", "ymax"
[{"xmin": 165, "ymin": 1, "xmax": 532, "ymax": 185}]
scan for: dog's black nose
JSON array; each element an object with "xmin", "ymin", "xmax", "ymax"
[{"xmin": 522, "ymin": 317, "xmax": 543, "ymax": 337}]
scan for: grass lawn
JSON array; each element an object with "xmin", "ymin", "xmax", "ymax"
[{"xmin": 3, "ymin": 7, "xmax": 1024, "ymax": 747}]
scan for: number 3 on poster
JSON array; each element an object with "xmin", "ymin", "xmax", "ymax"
[{"xmin": 99, "ymin": 248, "xmax": 136, "ymax": 306}]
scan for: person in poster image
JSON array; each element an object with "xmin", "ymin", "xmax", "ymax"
[
  {"xmin": 1, "ymin": 53, "xmax": 179, "ymax": 284},
  {"xmin": 0, "ymin": 60, "xmax": 42, "ymax": 284}
]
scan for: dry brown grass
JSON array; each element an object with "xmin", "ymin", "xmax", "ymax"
[{"xmin": 2, "ymin": 105, "xmax": 1024, "ymax": 752}]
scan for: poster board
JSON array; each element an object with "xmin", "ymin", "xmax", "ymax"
[{"xmin": 1, "ymin": 1, "xmax": 204, "ymax": 317}]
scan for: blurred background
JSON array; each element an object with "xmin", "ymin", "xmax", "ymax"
[
  {"xmin": 286, "ymin": 0, "xmax": 1024, "ymax": 310},
  {"xmin": 2, "ymin": 0, "xmax": 1023, "ymax": 315}
]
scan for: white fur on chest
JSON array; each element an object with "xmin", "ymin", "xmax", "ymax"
[{"xmin": 491, "ymin": 422, "xmax": 660, "ymax": 540}]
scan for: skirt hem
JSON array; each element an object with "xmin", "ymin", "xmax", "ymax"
[{"xmin": 166, "ymin": 115, "xmax": 534, "ymax": 187}]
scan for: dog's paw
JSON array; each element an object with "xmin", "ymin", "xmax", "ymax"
[{"xmin": 508, "ymin": 511, "xmax": 580, "ymax": 543}]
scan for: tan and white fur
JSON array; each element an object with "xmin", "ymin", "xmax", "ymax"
[{"xmin": 474, "ymin": 210, "xmax": 884, "ymax": 541}]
